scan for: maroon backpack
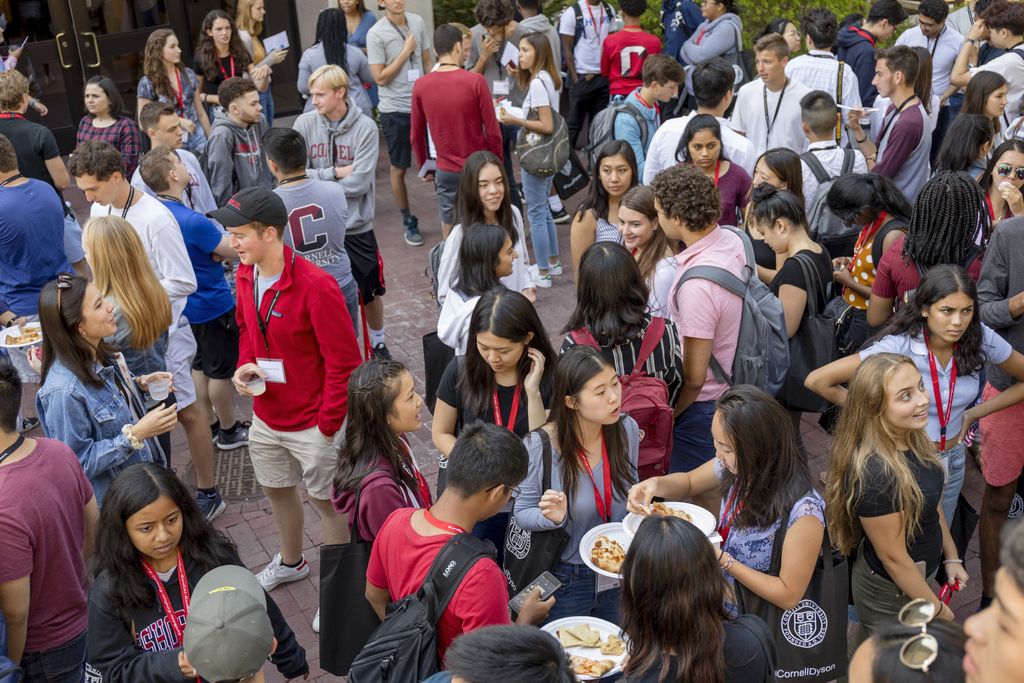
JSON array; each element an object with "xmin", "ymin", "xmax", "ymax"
[{"xmin": 570, "ymin": 317, "xmax": 674, "ymax": 480}]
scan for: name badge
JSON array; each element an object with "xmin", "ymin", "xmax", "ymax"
[
  {"xmin": 407, "ymin": 67, "xmax": 422, "ymax": 82},
  {"xmin": 493, "ymin": 79, "xmax": 510, "ymax": 96},
  {"xmin": 256, "ymin": 358, "xmax": 286, "ymax": 383},
  {"xmin": 596, "ymin": 574, "xmax": 620, "ymax": 593}
]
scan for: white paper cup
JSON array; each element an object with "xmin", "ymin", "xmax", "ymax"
[
  {"xmin": 246, "ymin": 378, "xmax": 267, "ymax": 396},
  {"xmin": 148, "ymin": 378, "xmax": 170, "ymax": 401}
]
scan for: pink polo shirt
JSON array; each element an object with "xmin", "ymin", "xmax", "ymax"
[{"xmin": 669, "ymin": 226, "xmax": 746, "ymax": 403}]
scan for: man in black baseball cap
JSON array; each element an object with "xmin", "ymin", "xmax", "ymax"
[{"xmin": 216, "ymin": 186, "xmax": 361, "ymax": 602}]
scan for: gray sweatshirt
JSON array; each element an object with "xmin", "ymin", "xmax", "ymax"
[
  {"xmin": 297, "ymin": 43, "xmax": 375, "ymax": 116},
  {"xmin": 679, "ymin": 12, "xmax": 742, "ymax": 66},
  {"xmin": 273, "ymin": 179, "xmax": 354, "ymax": 289},
  {"xmin": 292, "ymin": 99, "xmax": 378, "ymax": 235},
  {"xmin": 519, "ymin": 15, "xmax": 562, "ymax": 70},
  {"xmin": 204, "ymin": 111, "xmax": 274, "ymax": 206},
  {"xmin": 978, "ymin": 217, "xmax": 1024, "ymax": 391}
]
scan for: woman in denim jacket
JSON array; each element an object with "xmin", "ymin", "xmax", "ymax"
[{"xmin": 34, "ymin": 275, "xmax": 178, "ymax": 504}]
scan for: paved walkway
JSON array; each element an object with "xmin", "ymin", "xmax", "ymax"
[{"xmin": 72, "ymin": 128, "xmax": 986, "ymax": 681}]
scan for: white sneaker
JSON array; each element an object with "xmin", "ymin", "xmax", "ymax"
[
  {"xmin": 256, "ymin": 553, "xmax": 310, "ymax": 591},
  {"xmin": 533, "ymin": 271, "xmax": 553, "ymax": 288},
  {"xmin": 312, "ymin": 609, "xmax": 320, "ymax": 633},
  {"xmin": 548, "ymin": 261, "xmax": 564, "ymax": 276}
]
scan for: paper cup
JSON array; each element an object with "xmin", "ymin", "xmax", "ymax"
[
  {"xmin": 246, "ymin": 378, "xmax": 267, "ymax": 396},
  {"xmin": 148, "ymin": 378, "xmax": 170, "ymax": 401}
]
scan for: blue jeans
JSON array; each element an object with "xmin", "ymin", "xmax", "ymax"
[
  {"xmin": 522, "ymin": 171, "xmax": 559, "ymax": 268},
  {"xmin": 546, "ymin": 562, "xmax": 621, "ymax": 624},
  {"xmin": 670, "ymin": 400, "xmax": 716, "ymax": 473},
  {"xmin": 940, "ymin": 442, "xmax": 966, "ymax": 523},
  {"xmin": 20, "ymin": 629, "xmax": 87, "ymax": 683},
  {"xmin": 472, "ymin": 511, "xmax": 509, "ymax": 567},
  {"xmin": 259, "ymin": 88, "xmax": 275, "ymax": 126}
]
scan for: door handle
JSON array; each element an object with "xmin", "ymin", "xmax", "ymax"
[
  {"xmin": 82, "ymin": 32, "xmax": 101, "ymax": 67},
  {"xmin": 54, "ymin": 32, "xmax": 71, "ymax": 69}
]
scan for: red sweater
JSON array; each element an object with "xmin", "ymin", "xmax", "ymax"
[
  {"xmin": 601, "ymin": 29, "xmax": 663, "ymax": 97},
  {"xmin": 236, "ymin": 245, "xmax": 361, "ymax": 435},
  {"xmin": 411, "ymin": 68, "xmax": 503, "ymax": 173}
]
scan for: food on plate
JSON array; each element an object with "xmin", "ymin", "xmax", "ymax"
[
  {"xmin": 590, "ymin": 536, "xmax": 626, "ymax": 573},
  {"xmin": 557, "ymin": 624, "xmax": 601, "ymax": 648},
  {"xmin": 600, "ymin": 634, "xmax": 626, "ymax": 656},
  {"xmin": 5, "ymin": 327, "xmax": 40, "ymax": 346},
  {"xmin": 646, "ymin": 501, "xmax": 693, "ymax": 523},
  {"xmin": 570, "ymin": 656, "xmax": 616, "ymax": 677}
]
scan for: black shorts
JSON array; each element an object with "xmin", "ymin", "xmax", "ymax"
[
  {"xmin": 380, "ymin": 111, "xmax": 412, "ymax": 169},
  {"xmin": 344, "ymin": 231, "xmax": 386, "ymax": 304},
  {"xmin": 190, "ymin": 309, "xmax": 240, "ymax": 380}
]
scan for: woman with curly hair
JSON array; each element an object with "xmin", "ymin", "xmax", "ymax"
[{"xmin": 137, "ymin": 29, "xmax": 212, "ymax": 153}]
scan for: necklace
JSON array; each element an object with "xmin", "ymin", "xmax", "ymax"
[{"xmin": 277, "ymin": 174, "xmax": 307, "ymax": 186}]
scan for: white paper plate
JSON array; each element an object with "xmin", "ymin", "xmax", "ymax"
[
  {"xmin": 0, "ymin": 322, "xmax": 42, "ymax": 349},
  {"xmin": 579, "ymin": 522, "xmax": 631, "ymax": 579},
  {"xmin": 622, "ymin": 501, "xmax": 717, "ymax": 539},
  {"xmin": 542, "ymin": 616, "xmax": 628, "ymax": 680}
]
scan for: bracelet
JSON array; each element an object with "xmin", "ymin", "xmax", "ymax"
[
  {"xmin": 722, "ymin": 556, "xmax": 735, "ymax": 573},
  {"xmin": 944, "ymin": 559, "xmax": 963, "ymax": 565},
  {"xmin": 855, "ymin": 135, "xmax": 866, "ymax": 144},
  {"xmin": 121, "ymin": 424, "xmax": 144, "ymax": 451}
]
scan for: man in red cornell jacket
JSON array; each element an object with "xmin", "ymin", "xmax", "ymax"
[
  {"xmin": 211, "ymin": 188, "xmax": 360, "ymax": 628},
  {"xmin": 411, "ymin": 23, "xmax": 502, "ymax": 236}
]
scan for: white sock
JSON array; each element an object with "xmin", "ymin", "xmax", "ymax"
[
  {"xmin": 548, "ymin": 195, "xmax": 564, "ymax": 211},
  {"xmin": 369, "ymin": 327, "xmax": 385, "ymax": 346}
]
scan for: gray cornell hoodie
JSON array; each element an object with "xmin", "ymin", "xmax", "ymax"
[{"xmin": 205, "ymin": 109, "xmax": 274, "ymax": 206}]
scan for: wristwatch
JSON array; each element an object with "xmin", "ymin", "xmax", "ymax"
[{"xmin": 121, "ymin": 424, "xmax": 144, "ymax": 450}]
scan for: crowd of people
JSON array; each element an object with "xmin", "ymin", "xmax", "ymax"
[{"xmin": 5, "ymin": 0, "xmax": 1024, "ymax": 680}]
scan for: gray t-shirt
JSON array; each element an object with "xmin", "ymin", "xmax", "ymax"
[
  {"xmin": 366, "ymin": 12, "xmax": 432, "ymax": 113},
  {"xmin": 468, "ymin": 23, "xmax": 529, "ymax": 107},
  {"xmin": 513, "ymin": 417, "xmax": 640, "ymax": 563},
  {"xmin": 272, "ymin": 179, "xmax": 354, "ymax": 288}
]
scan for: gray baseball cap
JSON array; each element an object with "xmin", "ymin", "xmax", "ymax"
[{"xmin": 183, "ymin": 565, "xmax": 274, "ymax": 682}]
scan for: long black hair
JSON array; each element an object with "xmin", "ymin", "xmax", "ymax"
[
  {"xmin": 748, "ymin": 183, "xmax": 808, "ymax": 231},
  {"xmin": 93, "ymin": 463, "xmax": 236, "ymax": 621},
  {"xmin": 903, "ymin": 171, "xmax": 990, "ymax": 268},
  {"xmin": 333, "ymin": 359, "xmax": 419, "ymax": 495},
  {"xmin": 885, "ymin": 264, "xmax": 986, "ymax": 375},
  {"xmin": 563, "ymin": 242, "xmax": 650, "ymax": 345},
  {"xmin": 676, "ymin": 114, "xmax": 729, "ymax": 164},
  {"xmin": 38, "ymin": 276, "xmax": 118, "ymax": 388},
  {"xmin": 460, "ymin": 289, "xmax": 557, "ymax": 416},
  {"xmin": 574, "ymin": 140, "xmax": 638, "ymax": 222},
  {"xmin": 979, "ymin": 138, "xmax": 1024, "ymax": 195},
  {"xmin": 934, "ymin": 115, "xmax": 994, "ymax": 174},
  {"xmin": 454, "ymin": 151, "xmax": 516, "ymax": 244},
  {"xmin": 454, "ymin": 223, "xmax": 513, "ymax": 298},
  {"xmin": 315, "ymin": 8, "xmax": 350, "ymax": 80},
  {"xmin": 826, "ymin": 173, "xmax": 912, "ymax": 225}
]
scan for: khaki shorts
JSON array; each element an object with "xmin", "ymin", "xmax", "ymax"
[{"xmin": 247, "ymin": 415, "xmax": 336, "ymax": 500}]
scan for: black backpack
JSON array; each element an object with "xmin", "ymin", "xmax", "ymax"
[{"xmin": 347, "ymin": 533, "xmax": 495, "ymax": 683}]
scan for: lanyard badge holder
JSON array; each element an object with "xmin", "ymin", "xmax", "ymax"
[{"xmin": 254, "ymin": 261, "xmax": 291, "ymax": 385}]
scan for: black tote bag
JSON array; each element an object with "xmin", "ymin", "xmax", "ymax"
[
  {"xmin": 319, "ymin": 482, "xmax": 382, "ymax": 675},
  {"xmin": 781, "ymin": 253, "xmax": 837, "ymax": 413},
  {"xmin": 553, "ymin": 150, "xmax": 590, "ymax": 201},
  {"xmin": 735, "ymin": 513, "xmax": 849, "ymax": 683},
  {"xmin": 503, "ymin": 430, "xmax": 570, "ymax": 601},
  {"xmin": 422, "ymin": 331, "xmax": 455, "ymax": 415}
]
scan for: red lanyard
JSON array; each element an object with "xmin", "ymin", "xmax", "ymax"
[
  {"xmin": 579, "ymin": 436, "xmax": 612, "ymax": 523},
  {"xmin": 140, "ymin": 552, "xmax": 190, "ymax": 647},
  {"xmin": 412, "ymin": 469, "xmax": 432, "ymax": 507},
  {"xmin": 174, "ymin": 68, "xmax": 185, "ymax": 113},
  {"xmin": 849, "ymin": 26, "xmax": 876, "ymax": 46},
  {"xmin": 217, "ymin": 55, "xmax": 236, "ymax": 81},
  {"xmin": 492, "ymin": 384, "xmax": 522, "ymax": 430},
  {"xmin": 0, "ymin": 113, "xmax": 24, "ymax": 120},
  {"xmin": 925, "ymin": 331, "xmax": 958, "ymax": 451},
  {"xmin": 717, "ymin": 487, "xmax": 742, "ymax": 543},
  {"xmin": 853, "ymin": 211, "xmax": 887, "ymax": 255},
  {"xmin": 423, "ymin": 508, "xmax": 466, "ymax": 534},
  {"xmin": 984, "ymin": 195, "xmax": 1007, "ymax": 222},
  {"xmin": 696, "ymin": 28, "xmax": 706, "ymax": 45},
  {"xmin": 585, "ymin": 3, "xmax": 605, "ymax": 39},
  {"xmin": 713, "ymin": 159, "xmax": 721, "ymax": 187}
]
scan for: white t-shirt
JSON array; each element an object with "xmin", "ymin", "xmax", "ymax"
[
  {"xmin": 643, "ymin": 112, "xmax": 756, "ymax": 184},
  {"xmin": 800, "ymin": 141, "xmax": 869, "ymax": 212},
  {"xmin": 730, "ymin": 78, "xmax": 811, "ymax": 157},
  {"xmin": 896, "ymin": 25, "xmax": 964, "ymax": 100},
  {"xmin": 974, "ymin": 51, "xmax": 1024, "ymax": 124},
  {"xmin": 558, "ymin": 0, "xmax": 612, "ymax": 74},
  {"xmin": 648, "ymin": 256, "xmax": 677, "ymax": 318},
  {"xmin": 524, "ymin": 70, "xmax": 560, "ymax": 115}
]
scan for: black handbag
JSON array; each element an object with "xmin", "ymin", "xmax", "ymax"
[
  {"xmin": 503, "ymin": 429, "xmax": 570, "ymax": 601},
  {"xmin": 781, "ymin": 253, "xmax": 837, "ymax": 413},
  {"xmin": 734, "ymin": 514, "xmax": 849, "ymax": 683},
  {"xmin": 553, "ymin": 150, "xmax": 590, "ymax": 200},
  {"xmin": 422, "ymin": 331, "xmax": 455, "ymax": 415},
  {"xmin": 319, "ymin": 480, "xmax": 382, "ymax": 675}
]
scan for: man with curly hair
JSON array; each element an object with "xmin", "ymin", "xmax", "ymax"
[{"xmin": 651, "ymin": 164, "xmax": 746, "ymax": 506}]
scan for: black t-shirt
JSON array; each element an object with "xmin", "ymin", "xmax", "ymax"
[
  {"xmin": 196, "ymin": 54, "xmax": 246, "ymax": 95},
  {"xmin": 747, "ymin": 225, "xmax": 777, "ymax": 270},
  {"xmin": 770, "ymin": 248, "xmax": 833, "ymax": 309},
  {"xmin": 624, "ymin": 615, "xmax": 774, "ymax": 683},
  {"xmin": 856, "ymin": 451, "xmax": 944, "ymax": 581},
  {"xmin": 435, "ymin": 357, "xmax": 552, "ymax": 438},
  {"xmin": 0, "ymin": 117, "xmax": 60, "ymax": 193}
]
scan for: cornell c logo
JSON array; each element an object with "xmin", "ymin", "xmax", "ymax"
[{"xmin": 780, "ymin": 599, "xmax": 827, "ymax": 649}]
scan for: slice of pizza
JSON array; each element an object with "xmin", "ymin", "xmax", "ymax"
[
  {"xmin": 600, "ymin": 634, "xmax": 625, "ymax": 656},
  {"xmin": 590, "ymin": 536, "xmax": 626, "ymax": 573}
]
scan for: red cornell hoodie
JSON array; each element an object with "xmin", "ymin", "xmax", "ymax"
[{"xmin": 236, "ymin": 245, "xmax": 361, "ymax": 435}]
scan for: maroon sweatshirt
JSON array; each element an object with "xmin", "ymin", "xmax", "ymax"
[{"xmin": 332, "ymin": 455, "xmax": 430, "ymax": 541}]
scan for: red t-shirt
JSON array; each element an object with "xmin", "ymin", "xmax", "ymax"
[
  {"xmin": 366, "ymin": 508, "xmax": 510, "ymax": 661},
  {"xmin": 0, "ymin": 438, "xmax": 93, "ymax": 652},
  {"xmin": 871, "ymin": 234, "xmax": 984, "ymax": 302},
  {"xmin": 601, "ymin": 29, "xmax": 664, "ymax": 97}
]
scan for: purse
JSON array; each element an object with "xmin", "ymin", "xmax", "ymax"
[
  {"xmin": 319, "ymin": 480, "xmax": 382, "ymax": 675},
  {"xmin": 734, "ymin": 513, "xmax": 849, "ymax": 683},
  {"xmin": 422, "ymin": 331, "xmax": 454, "ymax": 416},
  {"xmin": 553, "ymin": 150, "xmax": 590, "ymax": 200},
  {"xmin": 781, "ymin": 253, "xmax": 837, "ymax": 413},
  {"xmin": 503, "ymin": 429, "xmax": 570, "ymax": 601},
  {"xmin": 515, "ymin": 80, "xmax": 571, "ymax": 178}
]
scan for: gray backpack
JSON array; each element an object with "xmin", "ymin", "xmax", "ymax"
[
  {"xmin": 587, "ymin": 102, "xmax": 649, "ymax": 165},
  {"xmin": 673, "ymin": 226, "xmax": 790, "ymax": 395},
  {"xmin": 804, "ymin": 150, "xmax": 858, "ymax": 257}
]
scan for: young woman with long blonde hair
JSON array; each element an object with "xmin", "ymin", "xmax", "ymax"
[
  {"xmin": 824, "ymin": 353, "xmax": 968, "ymax": 652},
  {"xmin": 235, "ymin": 0, "xmax": 289, "ymax": 125},
  {"xmin": 137, "ymin": 29, "xmax": 213, "ymax": 153}
]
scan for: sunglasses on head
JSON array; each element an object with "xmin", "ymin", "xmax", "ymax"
[
  {"xmin": 55, "ymin": 271, "xmax": 73, "ymax": 308},
  {"xmin": 895, "ymin": 599, "xmax": 941, "ymax": 673},
  {"xmin": 997, "ymin": 163, "xmax": 1024, "ymax": 180}
]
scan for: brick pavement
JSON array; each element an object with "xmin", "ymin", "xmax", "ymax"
[{"xmin": 70, "ymin": 125, "xmax": 987, "ymax": 682}]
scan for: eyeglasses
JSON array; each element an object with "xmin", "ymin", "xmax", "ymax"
[
  {"xmin": 895, "ymin": 599, "xmax": 940, "ymax": 673},
  {"xmin": 505, "ymin": 484, "xmax": 522, "ymax": 501},
  {"xmin": 997, "ymin": 163, "xmax": 1024, "ymax": 180},
  {"xmin": 55, "ymin": 272, "xmax": 73, "ymax": 309}
]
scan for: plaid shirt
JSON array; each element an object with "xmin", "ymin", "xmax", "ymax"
[{"xmin": 75, "ymin": 116, "xmax": 143, "ymax": 177}]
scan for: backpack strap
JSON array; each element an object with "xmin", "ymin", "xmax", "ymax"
[
  {"xmin": 417, "ymin": 533, "xmax": 495, "ymax": 625},
  {"xmin": 569, "ymin": 326, "xmax": 602, "ymax": 349},
  {"xmin": 840, "ymin": 148, "xmax": 855, "ymax": 175},
  {"xmin": 792, "ymin": 252, "xmax": 826, "ymax": 316},
  {"xmin": 800, "ymin": 151, "xmax": 832, "ymax": 184},
  {"xmin": 630, "ymin": 316, "xmax": 666, "ymax": 379},
  {"xmin": 835, "ymin": 60, "xmax": 845, "ymax": 144},
  {"xmin": 571, "ymin": 3, "xmax": 584, "ymax": 48},
  {"xmin": 672, "ymin": 265, "xmax": 742, "ymax": 386}
]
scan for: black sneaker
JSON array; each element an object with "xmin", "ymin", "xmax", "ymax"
[
  {"xmin": 403, "ymin": 215, "xmax": 424, "ymax": 246},
  {"xmin": 196, "ymin": 489, "xmax": 227, "ymax": 522},
  {"xmin": 372, "ymin": 342, "xmax": 392, "ymax": 360},
  {"xmin": 216, "ymin": 422, "xmax": 250, "ymax": 451},
  {"xmin": 18, "ymin": 416, "xmax": 40, "ymax": 433},
  {"xmin": 552, "ymin": 208, "xmax": 570, "ymax": 224}
]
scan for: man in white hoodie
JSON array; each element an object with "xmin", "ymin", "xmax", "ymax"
[{"xmin": 293, "ymin": 65, "xmax": 392, "ymax": 360}]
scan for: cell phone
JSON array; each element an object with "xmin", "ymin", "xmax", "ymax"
[{"xmin": 509, "ymin": 571, "xmax": 561, "ymax": 614}]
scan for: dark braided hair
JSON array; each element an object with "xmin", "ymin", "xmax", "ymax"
[{"xmin": 902, "ymin": 171, "xmax": 990, "ymax": 269}]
